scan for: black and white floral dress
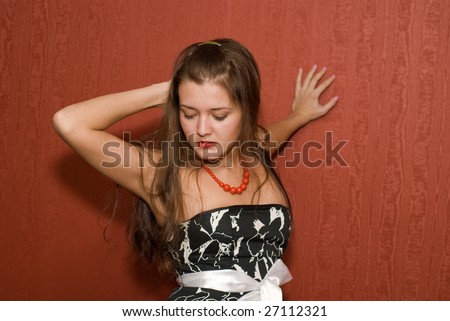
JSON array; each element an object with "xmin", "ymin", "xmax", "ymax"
[{"xmin": 167, "ymin": 204, "xmax": 291, "ymax": 301}]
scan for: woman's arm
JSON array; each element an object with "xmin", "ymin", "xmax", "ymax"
[
  {"xmin": 262, "ymin": 65, "xmax": 338, "ymax": 151},
  {"xmin": 52, "ymin": 81, "xmax": 170, "ymax": 200}
]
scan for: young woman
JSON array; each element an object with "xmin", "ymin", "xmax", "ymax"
[{"xmin": 53, "ymin": 39, "xmax": 337, "ymax": 301}]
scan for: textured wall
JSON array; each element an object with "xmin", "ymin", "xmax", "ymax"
[{"xmin": 1, "ymin": 0, "xmax": 449, "ymax": 300}]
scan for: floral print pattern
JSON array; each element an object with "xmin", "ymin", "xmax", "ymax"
[{"xmin": 168, "ymin": 204, "xmax": 291, "ymax": 301}]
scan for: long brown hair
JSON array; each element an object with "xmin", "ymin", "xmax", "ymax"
[{"xmin": 128, "ymin": 39, "xmax": 289, "ymax": 273}]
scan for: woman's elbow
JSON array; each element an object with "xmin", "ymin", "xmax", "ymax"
[{"xmin": 52, "ymin": 107, "xmax": 75, "ymax": 137}]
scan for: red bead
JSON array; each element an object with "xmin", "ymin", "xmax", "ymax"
[{"xmin": 202, "ymin": 164, "xmax": 250, "ymax": 195}]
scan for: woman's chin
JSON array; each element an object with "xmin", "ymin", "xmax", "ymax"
[
  {"xmin": 194, "ymin": 148, "xmax": 223, "ymax": 160},
  {"xmin": 195, "ymin": 152, "xmax": 223, "ymax": 162}
]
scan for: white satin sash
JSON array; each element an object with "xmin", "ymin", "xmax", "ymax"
[{"xmin": 176, "ymin": 259, "xmax": 292, "ymax": 301}]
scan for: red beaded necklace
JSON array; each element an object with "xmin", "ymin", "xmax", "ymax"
[{"xmin": 202, "ymin": 164, "xmax": 250, "ymax": 195}]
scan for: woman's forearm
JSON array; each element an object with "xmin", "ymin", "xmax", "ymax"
[
  {"xmin": 53, "ymin": 81, "xmax": 170, "ymax": 134},
  {"xmin": 263, "ymin": 113, "xmax": 310, "ymax": 149}
]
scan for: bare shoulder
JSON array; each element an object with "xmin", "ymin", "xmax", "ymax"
[{"xmin": 251, "ymin": 162, "xmax": 289, "ymax": 207}]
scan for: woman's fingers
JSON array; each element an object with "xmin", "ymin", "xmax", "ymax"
[
  {"xmin": 302, "ymin": 64, "xmax": 317, "ymax": 88},
  {"xmin": 295, "ymin": 68, "xmax": 303, "ymax": 95},
  {"xmin": 322, "ymin": 96, "xmax": 339, "ymax": 113},
  {"xmin": 308, "ymin": 66, "xmax": 328, "ymax": 90},
  {"xmin": 314, "ymin": 74, "xmax": 336, "ymax": 95},
  {"xmin": 302, "ymin": 65, "xmax": 334, "ymax": 92},
  {"xmin": 293, "ymin": 65, "xmax": 338, "ymax": 117}
]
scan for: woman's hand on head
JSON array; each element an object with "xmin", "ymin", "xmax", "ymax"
[{"xmin": 291, "ymin": 65, "xmax": 338, "ymax": 123}]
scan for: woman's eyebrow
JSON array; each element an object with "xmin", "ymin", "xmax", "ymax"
[{"xmin": 180, "ymin": 104, "xmax": 231, "ymax": 111}]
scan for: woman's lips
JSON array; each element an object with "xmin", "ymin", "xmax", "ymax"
[{"xmin": 198, "ymin": 141, "xmax": 216, "ymax": 148}]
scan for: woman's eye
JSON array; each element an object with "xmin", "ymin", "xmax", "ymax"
[
  {"xmin": 183, "ymin": 114, "xmax": 195, "ymax": 120},
  {"xmin": 214, "ymin": 115, "xmax": 227, "ymax": 121}
]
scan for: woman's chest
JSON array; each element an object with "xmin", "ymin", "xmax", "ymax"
[{"xmin": 180, "ymin": 166, "xmax": 287, "ymax": 221}]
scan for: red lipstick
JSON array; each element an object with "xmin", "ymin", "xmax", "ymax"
[{"xmin": 198, "ymin": 141, "xmax": 216, "ymax": 149}]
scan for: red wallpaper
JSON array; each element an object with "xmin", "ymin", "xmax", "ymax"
[{"xmin": 1, "ymin": 0, "xmax": 449, "ymax": 300}]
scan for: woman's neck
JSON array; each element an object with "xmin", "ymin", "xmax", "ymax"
[{"xmin": 201, "ymin": 147, "xmax": 244, "ymax": 169}]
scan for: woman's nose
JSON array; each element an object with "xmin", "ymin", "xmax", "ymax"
[{"xmin": 196, "ymin": 116, "xmax": 212, "ymax": 137}]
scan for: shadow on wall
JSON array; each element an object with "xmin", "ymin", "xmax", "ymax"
[{"xmin": 53, "ymin": 114, "xmax": 176, "ymax": 300}]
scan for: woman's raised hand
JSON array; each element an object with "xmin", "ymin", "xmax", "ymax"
[{"xmin": 291, "ymin": 65, "xmax": 338, "ymax": 123}]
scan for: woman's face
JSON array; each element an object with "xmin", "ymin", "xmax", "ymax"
[{"xmin": 178, "ymin": 80, "xmax": 243, "ymax": 161}]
